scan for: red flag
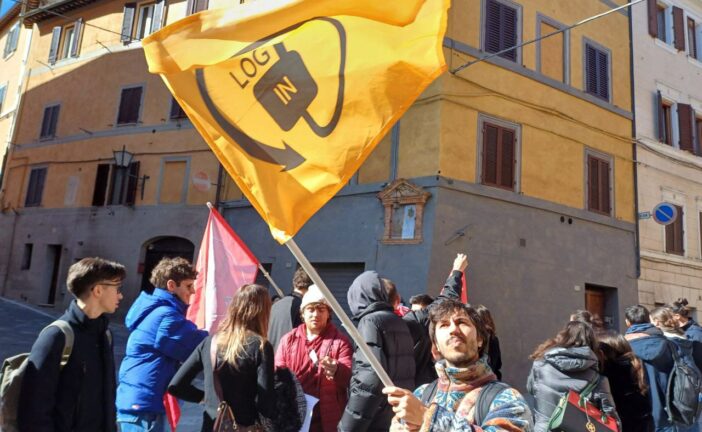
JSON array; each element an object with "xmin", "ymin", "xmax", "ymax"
[
  {"xmin": 168, "ymin": 205, "xmax": 260, "ymax": 431},
  {"xmin": 188, "ymin": 205, "xmax": 260, "ymax": 332},
  {"xmin": 461, "ymin": 272, "xmax": 468, "ymax": 304}
]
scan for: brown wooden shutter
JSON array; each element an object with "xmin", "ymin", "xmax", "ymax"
[
  {"xmin": 151, "ymin": 0, "xmax": 165, "ymax": 33},
  {"xmin": 657, "ymin": 90, "xmax": 665, "ymax": 142},
  {"xmin": 70, "ymin": 19, "xmax": 82, "ymax": 58},
  {"xmin": 697, "ymin": 117, "xmax": 702, "ymax": 156},
  {"xmin": 40, "ymin": 106, "xmax": 53, "ymax": 138},
  {"xmin": 49, "ymin": 105, "xmax": 59, "ymax": 137},
  {"xmin": 673, "ymin": 6, "xmax": 685, "ymax": 51},
  {"xmin": 125, "ymin": 161, "xmax": 140, "ymax": 205},
  {"xmin": 599, "ymin": 159, "xmax": 611, "ymax": 214},
  {"xmin": 92, "ymin": 164, "xmax": 110, "ymax": 206},
  {"xmin": 485, "ymin": 0, "xmax": 501, "ymax": 55},
  {"xmin": 500, "ymin": 128, "xmax": 515, "ymax": 188},
  {"xmin": 647, "ymin": 0, "xmax": 659, "ymax": 37},
  {"xmin": 483, "ymin": 124, "xmax": 498, "ymax": 185},
  {"xmin": 665, "ymin": 205, "xmax": 684, "ymax": 254},
  {"xmin": 48, "ymin": 26, "xmax": 61, "ymax": 65},
  {"xmin": 121, "ymin": 3, "xmax": 136, "ymax": 43},
  {"xmin": 117, "ymin": 87, "xmax": 142, "ymax": 124},
  {"xmin": 588, "ymin": 156, "xmax": 599, "ymax": 211},
  {"xmin": 678, "ymin": 103, "xmax": 694, "ymax": 153}
]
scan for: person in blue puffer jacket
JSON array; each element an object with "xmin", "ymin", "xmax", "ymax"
[{"xmin": 116, "ymin": 257, "xmax": 208, "ymax": 432}]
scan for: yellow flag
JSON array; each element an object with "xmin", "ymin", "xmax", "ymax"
[{"xmin": 143, "ymin": 0, "xmax": 449, "ymax": 243}]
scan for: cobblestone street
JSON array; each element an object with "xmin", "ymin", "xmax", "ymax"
[{"xmin": 0, "ymin": 297, "xmax": 204, "ymax": 431}]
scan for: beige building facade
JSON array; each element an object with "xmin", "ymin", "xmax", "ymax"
[{"xmin": 634, "ymin": 0, "xmax": 702, "ymax": 316}]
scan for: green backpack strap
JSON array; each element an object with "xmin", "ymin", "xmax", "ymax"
[
  {"xmin": 474, "ymin": 381, "xmax": 510, "ymax": 426},
  {"xmin": 45, "ymin": 320, "xmax": 74, "ymax": 368}
]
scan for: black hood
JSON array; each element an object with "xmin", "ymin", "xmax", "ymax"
[{"xmin": 347, "ymin": 270, "xmax": 391, "ymax": 318}]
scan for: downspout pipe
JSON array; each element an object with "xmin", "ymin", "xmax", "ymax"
[{"xmin": 628, "ymin": 4, "xmax": 641, "ymax": 279}]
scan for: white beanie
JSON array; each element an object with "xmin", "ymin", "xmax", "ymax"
[{"xmin": 300, "ymin": 284, "xmax": 329, "ymax": 311}]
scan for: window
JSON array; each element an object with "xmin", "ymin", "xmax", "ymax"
[
  {"xmin": 92, "ymin": 164, "xmax": 111, "ymax": 206},
  {"xmin": 483, "ymin": 0, "xmax": 519, "ymax": 62},
  {"xmin": 92, "ymin": 162, "xmax": 140, "ymax": 206},
  {"xmin": 665, "ymin": 204, "xmax": 684, "ymax": 255},
  {"xmin": 697, "ymin": 116, "xmax": 702, "ymax": 154},
  {"xmin": 658, "ymin": 93, "xmax": 673, "ymax": 145},
  {"xmin": 657, "ymin": 5, "xmax": 667, "ymax": 42},
  {"xmin": 185, "ymin": 0, "xmax": 209, "ymax": 15},
  {"xmin": 3, "ymin": 22, "xmax": 19, "ymax": 58},
  {"xmin": 586, "ymin": 154, "xmax": 611, "ymax": 215},
  {"xmin": 481, "ymin": 121, "xmax": 516, "ymax": 190},
  {"xmin": 48, "ymin": 19, "xmax": 82, "ymax": 64},
  {"xmin": 689, "ymin": 17, "xmax": 699, "ymax": 59},
  {"xmin": 116, "ymin": 86, "xmax": 143, "ymax": 125},
  {"xmin": 584, "ymin": 42, "xmax": 610, "ymax": 101},
  {"xmin": 378, "ymin": 179, "xmax": 430, "ymax": 244},
  {"xmin": 39, "ymin": 104, "xmax": 60, "ymax": 139},
  {"xmin": 0, "ymin": 84, "xmax": 6, "ymax": 113},
  {"xmin": 169, "ymin": 97, "xmax": 187, "ymax": 120},
  {"xmin": 21, "ymin": 243, "xmax": 33, "ymax": 270},
  {"xmin": 25, "ymin": 167, "xmax": 47, "ymax": 207},
  {"xmin": 121, "ymin": 1, "xmax": 164, "ymax": 43}
]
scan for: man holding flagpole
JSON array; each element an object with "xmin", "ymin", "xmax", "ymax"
[{"xmin": 116, "ymin": 258, "xmax": 208, "ymax": 432}]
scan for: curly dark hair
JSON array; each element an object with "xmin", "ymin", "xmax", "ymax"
[
  {"xmin": 292, "ymin": 266, "xmax": 312, "ymax": 293},
  {"xmin": 149, "ymin": 257, "xmax": 198, "ymax": 288}
]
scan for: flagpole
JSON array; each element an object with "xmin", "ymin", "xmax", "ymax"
[
  {"xmin": 285, "ymin": 238, "xmax": 394, "ymax": 387},
  {"xmin": 258, "ymin": 264, "xmax": 284, "ymax": 298}
]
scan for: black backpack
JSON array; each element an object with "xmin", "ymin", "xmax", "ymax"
[
  {"xmin": 665, "ymin": 341, "xmax": 702, "ymax": 426},
  {"xmin": 420, "ymin": 379, "xmax": 509, "ymax": 425}
]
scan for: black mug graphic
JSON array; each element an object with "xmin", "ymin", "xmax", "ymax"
[{"xmin": 195, "ymin": 17, "xmax": 347, "ymax": 169}]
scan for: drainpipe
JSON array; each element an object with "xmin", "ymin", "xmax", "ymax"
[
  {"xmin": 214, "ymin": 162, "xmax": 224, "ymax": 212},
  {"xmin": 628, "ymin": 6, "xmax": 641, "ymax": 279}
]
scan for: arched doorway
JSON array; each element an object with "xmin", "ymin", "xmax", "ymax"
[{"xmin": 140, "ymin": 237, "xmax": 195, "ymax": 292}]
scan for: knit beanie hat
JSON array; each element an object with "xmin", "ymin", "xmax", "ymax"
[{"xmin": 300, "ymin": 284, "xmax": 329, "ymax": 311}]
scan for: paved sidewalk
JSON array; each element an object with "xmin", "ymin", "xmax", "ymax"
[{"xmin": 0, "ymin": 297, "xmax": 203, "ymax": 431}]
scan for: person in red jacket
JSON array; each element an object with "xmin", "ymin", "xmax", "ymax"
[{"xmin": 275, "ymin": 285, "xmax": 353, "ymax": 432}]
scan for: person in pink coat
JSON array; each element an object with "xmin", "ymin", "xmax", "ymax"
[{"xmin": 275, "ymin": 285, "xmax": 353, "ymax": 432}]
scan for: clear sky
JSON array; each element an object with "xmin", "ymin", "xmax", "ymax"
[{"xmin": 0, "ymin": 0, "xmax": 14, "ymax": 20}]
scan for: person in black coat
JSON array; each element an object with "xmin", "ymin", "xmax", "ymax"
[
  {"xmin": 402, "ymin": 253, "xmax": 467, "ymax": 387},
  {"xmin": 599, "ymin": 331, "xmax": 654, "ymax": 432},
  {"xmin": 267, "ymin": 267, "xmax": 312, "ymax": 351},
  {"xmin": 18, "ymin": 257, "xmax": 125, "ymax": 432},
  {"xmin": 339, "ymin": 271, "xmax": 415, "ymax": 432},
  {"xmin": 168, "ymin": 284, "xmax": 276, "ymax": 431}
]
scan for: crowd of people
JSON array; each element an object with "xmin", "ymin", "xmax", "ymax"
[{"xmin": 8, "ymin": 254, "xmax": 702, "ymax": 432}]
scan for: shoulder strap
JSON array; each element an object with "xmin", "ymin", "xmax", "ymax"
[
  {"xmin": 421, "ymin": 379, "xmax": 439, "ymax": 405},
  {"xmin": 474, "ymin": 381, "xmax": 510, "ymax": 425},
  {"xmin": 665, "ymin": 340, "xmax": 682, "ymax": 364},
  {"xmin": 45, "ymin": 320, "xmax": 74, "ymax": 369}
]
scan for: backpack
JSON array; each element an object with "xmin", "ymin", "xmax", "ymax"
[
  {"xmin": 0, "ymin": 320, "xmax": 74, "ymax": 432},
  {"xmin": 665, "ymin": 340, "xmax": 702, "ymax": 426},
  {"xmin": 421, "ymin": 378, "xmax": 510, "ymax": 425}
]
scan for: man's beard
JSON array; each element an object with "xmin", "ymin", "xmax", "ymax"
[{"xmin": 440, "ymin": 348, "xmax": 474, "ymax": 368}]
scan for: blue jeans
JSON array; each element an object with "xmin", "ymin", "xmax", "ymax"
[{"xmin": 117, "ymin": 412, "xmax": 167, "ymax": 432}]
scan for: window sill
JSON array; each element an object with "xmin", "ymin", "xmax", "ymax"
[
  {"xmin": 587, "ymin": 209, "xmax": 612, "ymax": 217},
  {"xmin": 115, "ymin": 122, "xmax": 140, "ymax": 127},
  {"xmin": 687, "ymin": 55, "xmax": 702, "ymax": 69},
  {"xmin": 654, "ymin": 38, "xmax": 679, "ymax": 55},
  {"xmin": 2, "ymin": 50, "xmax": 17, "ymax": 61},
  {"xmin": 38, "ymin": 136, "xmax": 56, "ymax": 142}
]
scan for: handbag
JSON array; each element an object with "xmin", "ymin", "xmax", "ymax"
[{"xmin": 548, "ymin": 376, "xmax": 618, "ymax": 432}]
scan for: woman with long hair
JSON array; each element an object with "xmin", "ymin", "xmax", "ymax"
[
  {"xmin": 527, "ymin": 321, "xmax": 618, "ymax": 432},
  {"xmin": 474, "ymin": 304, "xmax": 502, "ymax": 380},
  {"xmin": 275, "ymin": 285, "xmax": 353, "ymax": 432},
  {"xmin": 168, "ymin": 284, "xmax": 276, "ymax": 431},
  {"xmin": 670, "ymin": 298, "xmax": 702, "ymax": 342},
  {"xmin": 599, "ymin": 331, "xmax": 653, "ymax": 432}
]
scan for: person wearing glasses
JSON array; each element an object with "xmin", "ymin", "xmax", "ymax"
[
  {"xmin": 18, "ymin": 257, "xmax": 126, "ymax": 432},
  {"xmin": 116, "ymin": 257, "xmax": 207, "ymax": 432},
  {"xmin": 275, "ymin": 285, "xmax": 353, "ymax": 432}
]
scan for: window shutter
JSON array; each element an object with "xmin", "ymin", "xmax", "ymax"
[
  {"xmin": 40, "ymin": 106, "xmax": 53, "ymax": 138},
  {"xmin": 2, "ymin": 33, "xmax": 9, "ymax": 58},
  {"xmin": 484, "ymin": 0, "xmax": 502, "ymax": 55},
  {"xmin": 675, "ymin": 205, "xmax": 684, "ymax": 254},
  {"xmin": 673, "ymin": 6, "xmax": 685, "ymax": 51},
  {"xmin": 125, "ymin": 161, "xmax": 140, "ymax": 205},
  {"xmin": 10, "ymin": 24, "xmax": 19, "ymax": 52},
  {"xmin": 49, "ymin": 105, "xmax": 60, "ymax": 137},
  {"xmin": 48, "ymin": 26, "xmax": 61, "ymax": 65},
  {"xmin": 587, "ymin": 156, "xmax": 599, "ymax": 211},
  {"xmin": 665, "ymin": 218, "xmax": 675, "ymax": 253},
  {"xmin": 118, "ymin": 87, "xmax": 142, "ymax": 124},
  {"xmin": 121, "ymin": 3, "xmax": 136, "ymax": 43},
  {"xmin": 598, "ymin": 159, "xmax": 610, "ymax": 214},
  {"xmin": 697, "ymin": 117, "xmax": 702, "ymax": 156},
  {"xmin": 0, "ymin": 86, "xmax": 6, "ymax": 112},
  {"xmin": 501, "ymin": 4, "xmax": 517, "ymax": 61},
  {"xmin": 92, "ymin": 164, "xmax": 110, "ymax": 206},
  {"xmin": 194, "ymin": 0, "xmax": 209, "ymax": 14},
  {"xmin": 647, "ymin": 0, "xmax": 659, "ymax": 38},
  {"xmin": 678, "ymin": 103, "xmax": 694, "ymax": 153},
  {"xmin": 585, "ymin": 45, "xmax": 597, "ymax": 96},
  {"xmin": 656, "ymin": 90, "xmax": 665, "ymax": 142},
  {"xmin": 151, "ymin": 0, "xmax": 165, "ymax": 33},
  {"xmin": 500, "ymin": 128, "xmax": 515, "ymax": 188},
  {"xmin": 597, "ymin": 50, "xmax": 609, "ymax": 101},
  {"xmin": 70, "ymin": 19, "xmax": 82, "ymax": 58},
  {"xmin": 482, "ymin": 124, "xmax": 498, "ymax": 185}
]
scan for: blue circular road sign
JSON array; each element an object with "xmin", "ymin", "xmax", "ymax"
[{"xmin": 653, "ymin": 202, "xmax": 678, "ymax": 225}]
